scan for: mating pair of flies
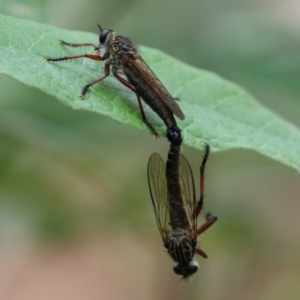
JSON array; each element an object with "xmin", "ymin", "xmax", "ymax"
[{"xmin": 45, "ymin": 25, "xmax": 217, "ymax": 280}]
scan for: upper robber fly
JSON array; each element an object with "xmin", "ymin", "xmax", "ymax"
[
  {"xmin": 147, "ymin": 140, "xmax": 217, "ymax": 280},
  {"xmin": 45, "ymin": 25, "xmax": 185, "ymax": 140}
]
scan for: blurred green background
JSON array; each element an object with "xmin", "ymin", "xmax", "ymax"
[{"xmin": 1, "ymin": 0, "xmax": 300, "ymax": 299}]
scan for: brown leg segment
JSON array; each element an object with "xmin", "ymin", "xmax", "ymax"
[
  {"xmin": 45, "ymin": 54, "xmax": 103, "ymax": 63},
  {"xmin": 196, "ymin": 214, "xmax": 217, "ymax": 235},
  {"xmin": 193, "ymin": 143, "xmax": 217, "ymax": 233},
  {"xmin": 113, "ymin": 72, "xmax": 159, "ymax": 138},
  {"xmin": 196, "ymin": 248, "xmax": 208, "ymax": 258},
  {"xmin": 58, "ymin": 40, "xmax": 97, "ymax": 48},
  {"xmin": 195, "ymin": 214, "xmax": 217, "ymax": 259},
  {"xmin": 45, "ymin": 47, "xmax": 107, "ymax": 97},
  {"xmin": 193, "ymin": 143, "xmax": 210, "ymax": 219},
  {"xmin": 80, "ymin": 65, "xmax": 110, "ymax": 97}
]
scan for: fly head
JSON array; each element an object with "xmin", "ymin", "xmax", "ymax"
[
  {"xmin": 95, "ymin": 26, "xmax": 114, "ymax": 59},
  {"xmin": 173, "ymin": 260, "xmax": 199, "ymax": 280}
]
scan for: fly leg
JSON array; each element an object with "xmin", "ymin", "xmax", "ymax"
[
  {"xmin": 193, "ymin": 143, "xmax": 211, "ymax": 219},
  {"xmin": 196, "ymin": 247, "xmax": 208, "ymax": 258},
  {"xmin": 80, "ymin": 65, "xmax": 110, "ymax": 97},
  {"xmin": 45, "ymin": 40, "xmax": 101, "ymax": 62},
  {"xmin": 45, "ymin": 53, "xmax": 103, "ymax": 63},
  {"xmin": 113, "ymin": 72, "xmax": 159, "ymax": 138},
  {"xmin": 58, "ymin": 40, "xmax": 97, "ymax": 48},
  {"xmin": 46, "ymin": 54, "xmax": 106, "ymax": 96},
  {"xmin": 194, "ymin": 143, "xmax": 217, "ymax": 235},
  {"xmin": 196, "ymin": 213, "xmax": 217, "ymax": 235},
  {"xmin": 194, "ymin": 143, "xmax": 217, "ymax": 257},
  {"xmin": 45, "ymin": 42, "xmax": 109, "ymax": 97},
  {"xmin": 195, "ymin": 213, "xmax": 217, "ymax": 259}
]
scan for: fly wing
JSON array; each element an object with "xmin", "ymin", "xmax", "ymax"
[
  {"xmin": 179, "ymin": 154, "xmax": 197, "ymax": 238},
  {"xmin": 147, "ymin": 153, "xmax": 170, "ymax": 244},
  {"xmin": 123, "ymin": 55, "xmax": 185, "ymax": 120}
]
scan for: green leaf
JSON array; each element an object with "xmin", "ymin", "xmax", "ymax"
[{"xmin": 1, "ymin": 14, "xmax": 300, "ymax": 172}]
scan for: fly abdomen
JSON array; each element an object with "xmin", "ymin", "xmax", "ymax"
[
  {"xmin": 124, "ymin": 68, "xmax": 177, "ymax": 129},
  {"xmin": 166, "ymin": 138, "xmax": 190, "ymax": 230}
]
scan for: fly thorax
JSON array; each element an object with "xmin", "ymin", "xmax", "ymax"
[
  {"xmin": 116, "ymin": 36, "xmax": 138, "ymax": 56},
  {"xmin": 166, "ymin": 229, "xmax": 196, "ymax": 265},
  {"xmin": 108, "ymin": 43, "xmax": 125, "ymax": 69}
]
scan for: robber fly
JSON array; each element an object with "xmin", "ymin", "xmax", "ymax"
[
  {"xmin": 45, "ymin": 25, "xmax": 184, "ymax": 140},
  {"xmin": 147, "ymin": 140, "xmax": 217, "ymax": 280}
]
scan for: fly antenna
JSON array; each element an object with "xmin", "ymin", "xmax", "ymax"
[{"xmin": 97, "ymin": 24, "xmax": 103, "ymax": 32}]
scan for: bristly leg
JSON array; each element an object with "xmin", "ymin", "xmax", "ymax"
[
  {"xmin": 58, "ymin": 40, "xmax": 97, "ymax": 48},
  {"xmin": 45, "ymin": 39, "xmax": 102, "ymax": 63},
  {"xmin": 80, "ymin": 65, "xmax": 111, "ymax": 97},
  {"xmin": 113, "ymin": 71, "xmax": 160, "ymax": 138},
  {"xmin": 45, "ymin": 53, "xmax": 103, "ymax": 63},
  {"xmin": 192, "ymin": 143, "xmax": 210, "ymax": 219},
  {"xmin": 194, "ymin": 143, "xmax": 218, "ymax": 234}
]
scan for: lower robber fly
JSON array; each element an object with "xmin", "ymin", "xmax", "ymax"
[
  {"xmin": 45, "ymin": 25, "xmax": 184, "ymax": 140},
  {"xmin": 147, "ymin": 140, "xmax": 217, "ymax": 280}
]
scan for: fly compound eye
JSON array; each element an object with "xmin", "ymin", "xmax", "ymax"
[
  {"xmin": 173, "ymin": 264, "xmax": 198, "ymax": 277},
  {"xmin": 99, "ymin": 29, "xmax": 110, "ymax": 44}
]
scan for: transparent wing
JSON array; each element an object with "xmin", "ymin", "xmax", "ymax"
[
  {"xmin": 179, "ymin": 154, "xmax": 197, "ymax": 237},
  {"xmin": 147, "ymin": 153, "xmax": 170, "ymax": 243},
  {"xmin": 123, "ymin": 55, "xmax": 185, "ymax": 120}
]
